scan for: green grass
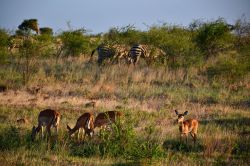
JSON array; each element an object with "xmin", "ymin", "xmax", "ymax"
[{"xmin": 0, "ymin": 105, "xmax": 249, "ymax": 165}]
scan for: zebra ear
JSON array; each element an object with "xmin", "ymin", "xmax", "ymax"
[
  {"xmin": 183, "ymin": 111, "xmax": 188, "ymax": 116},
  {"xmin": 175, "ymin": 110, "xmax": 179, "ymax": 115}
]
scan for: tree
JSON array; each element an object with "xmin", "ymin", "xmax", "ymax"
[
  {"xmin": 234, "ymin": 16, "xmax": 250, "ymax": 48},
  {"xmin": 18, "ymin": 19, "xmax": 39, "ymax": 35},
  {"xmin": 18, "ymin": 36, "xmax": 41, "ymax": 84},
  {"xmin": 39, "ymin": 27, "xmax": 53, "ymax": 36}
]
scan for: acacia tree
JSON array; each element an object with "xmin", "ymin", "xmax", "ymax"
[
  {"xmin": 18, "ymin": 19, "xmax": 39, "ymax": 35},
  {"xmin": 19, "ymin": 37, "xmax": 41, "ymax": 84},
  {"xmin": 14, "ymin": 19, "xmax": 40, "ymax": 84}
]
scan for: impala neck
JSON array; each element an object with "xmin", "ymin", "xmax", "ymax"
[{"xmin": 178, "ymin": 121, "xmax": 184, "ymax": 127}]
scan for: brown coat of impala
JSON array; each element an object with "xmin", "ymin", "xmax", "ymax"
[
  {"xmin": 94, "ymin": 111, "xmax": 122, "ymax": 129},
  {"xmin": 67, "ymin": 112, "xmax": 95, "ymax": 141},
  {"xmin": 175, "ymin": 110, "xmax": 198, "ymax": 145},
  {"xmin": 31, "ymin": 109, "xmax": 60, "ymax": 141}
]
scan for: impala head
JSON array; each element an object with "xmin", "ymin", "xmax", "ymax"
[
  {"xmin": 175, "ymin": 110, "xmax": 188, "ymax": 123},
  {"xmin": 31, "ymin": 126, "xmax": 37, "ymax": 141},
  {"xmin": 85, "ymin": 128, "xmax": 95, "ymax": 137},
  {"xmin": 66, "ymin": 125, "xmax": 74, "ymax": 137}
]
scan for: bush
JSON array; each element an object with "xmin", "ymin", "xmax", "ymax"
[
  {"xmin": 59, "ymin": 29, "xmax": 90, "ymax": 57},
  {"xmin": 103, "ymin": 25, "xmax": 144, "ymax": 45},
  {"xmin": 146, "ymin": 25, "xmax": 202, "ymax": 69},
  {"xmin": 195, "ymin": 19, "xmax": 234, "ymax": 58},
  {"xmin": 0, "ymin": 29, "xmax": 9, "ymax": 64}
]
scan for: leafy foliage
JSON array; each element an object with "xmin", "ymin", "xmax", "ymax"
[
  {"xmin": 39, "ymin": 27, "xmax": 53, "ymax": 36},
  {"xmin": 194, "ymin": 19, "xmax": 234, "ymax": 58},
  {"xmin": 18, "ymin": 19, "xmax": 39, "ymax": 35},
  {"xmin": 0, "ymin": 29, "xmax": 9, "ymax": 64},
  {"xmin": 59, "ymin": 29, "xmax": 90, "ymax": 57}
]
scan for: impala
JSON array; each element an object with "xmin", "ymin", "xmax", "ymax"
[
  {"xmin": 175, "ymin": 110, "xmax": 198, "ymax": 145},
  {"xmin": 94, "ymin": 111, "xmax": 122, "ymax": 129},
  {"xmin": 31, "ymin": 109, "xmax": 60, "ymax": 141},
  {"xmin": 67, "ymin": 112, "xmax": 95, "ymax": 141}
]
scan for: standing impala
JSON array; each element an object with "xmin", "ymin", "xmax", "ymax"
[
  {"xmin": 94, "ymin": 111, "xmax": 122, "ymax": 129},
  {"xmin": 175, "ymin": 110, "xmax": 198, "ymax": 145},
  {"xmin": 67, "ymin": 112, "xmax": 95, "ymax": 141},
  {"xmin": 31, "ymin": 109, "xmax": 60, "ymax": 141}
]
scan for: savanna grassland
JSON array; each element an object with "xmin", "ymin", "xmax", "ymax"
[{"xmin": 0, "ymin": 18, "xmax": 250, "ymax": 165}]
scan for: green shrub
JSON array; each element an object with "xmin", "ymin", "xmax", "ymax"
[
  {"xmin": 59, "ymin": 29, "xmax": 90, "ymax": 57},
  {"xmin": 146, "ymin": 25, "xmax": 202, "ymax": 69},
  {"xmin": 195, "ymin": 18, "xmax": 234, "ymax": 58},
  {"xmin": 0, "ymin": 29, "xmax": 9, "ymax": 64}
]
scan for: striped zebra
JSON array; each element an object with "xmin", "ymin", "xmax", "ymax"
[
  {"xmin": 111, "ymin": 44, "xmax": 130, "ymax": 64},
  {"xmin": 127, "ymin": 44, "xmax": 166, "ymax": 65},
  {"xmin": 90, "ymin": 44, "xmax": 129, "ymax": 65}
]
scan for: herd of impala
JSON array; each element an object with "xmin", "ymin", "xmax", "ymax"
[{"xmin": 31, "ymin": 108, "xmax": 199, "ymax": 145}]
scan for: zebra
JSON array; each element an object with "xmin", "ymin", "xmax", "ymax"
[
  {"xmin": 127, "ymin": 44, "xmax": 147, "ymax": 65},
  {"xmin": 90, "ymin": 44, "xmax": 129, "ymax": 65},
  {"xmin": 111, "ymin": 44, "xmax": 130, "ymax": 64},
  {"xmin": 127, "ymin": 44, "xmax": 166, "ymax": 65}
]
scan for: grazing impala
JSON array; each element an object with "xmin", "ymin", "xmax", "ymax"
[
  {"xmin": 175, "ymin": 110, "xmax": 198, "ymax": 145},
  {"xmin": 31, "ymin": 109, "xmax": 60, "ymax": 141},
  {"xmin": 94, "ymin": 111, "xmax": 122, "ymax": 129},
  {"xmin": 67, "ymin": 112, "xmax": 95, "ymax": 141}
]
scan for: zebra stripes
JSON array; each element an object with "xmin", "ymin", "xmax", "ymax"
[
  {"xmin": 90, "ymin": 44, "xmax": 129, "ymax": 65},
  {"xmin": 128, "ymin": 44, "xmax": 149, "ymax": 65},
  {"xmin": 127, "ymin": 44, "xmax": 166, "ymax": 65},
  {"xmin": 90, "ymin": 43, "xmax": 166, "ymax": 66}
]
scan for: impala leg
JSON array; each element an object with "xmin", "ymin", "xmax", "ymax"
[
  {"xmin": 46, "ymin": 126, "xmax": 51, "ymax": 138},
  {"xmin": 41, "ymin": 126, "xmax": 44, "ymax": 138},
  {"xmin": 77, "ymin": 129, "xmax": 80, "ymax": 142},
  {"xmin": 193, "ymin": 133, "xmax": 197, "ymax": 145},
  {"xmin": 80, "ymin": 128, "xmax": 84, "ymax": 141},
  {"xmin": 83, "ymin": 132, "xmax": 86, "ymax": 141},
  {"xmin": 190, "ymin": 132, "xmax": 195, "ymax": 146}
]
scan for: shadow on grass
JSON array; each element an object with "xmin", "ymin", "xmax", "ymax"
[
  {"xmin": 111, "ymin": 161, "xmax": 143, "ymax": 166},
  {"xmin": 230, "ymin": 100, "xmax": 250, "ymax": 109},
  {"xmin": 162, "ymin": 139, "xmax": 203, "ymax": 153},
  {"xmin": 0, "ymin": 126, "xmax": 25, "ymax": 150},
  {"xmin": 200, "ymin": 117, "xmax": 250, "ymax": 133}
]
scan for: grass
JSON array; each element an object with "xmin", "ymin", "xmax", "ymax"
[
  {"xmin": 0, "ymin": 105, "xmax": 249, "ymax": 165},
  {"xmin": 0, "ymin": 56, "xmax": 249, "ymax": 165}
]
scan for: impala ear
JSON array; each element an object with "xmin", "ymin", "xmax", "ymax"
[
  {"xmin": 174, "ymin": 110, "xmax": 179, "ymax": 115},
  {"xmin": 183, "ymin": 111, "xmax": 188, "ymax": 116}
]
